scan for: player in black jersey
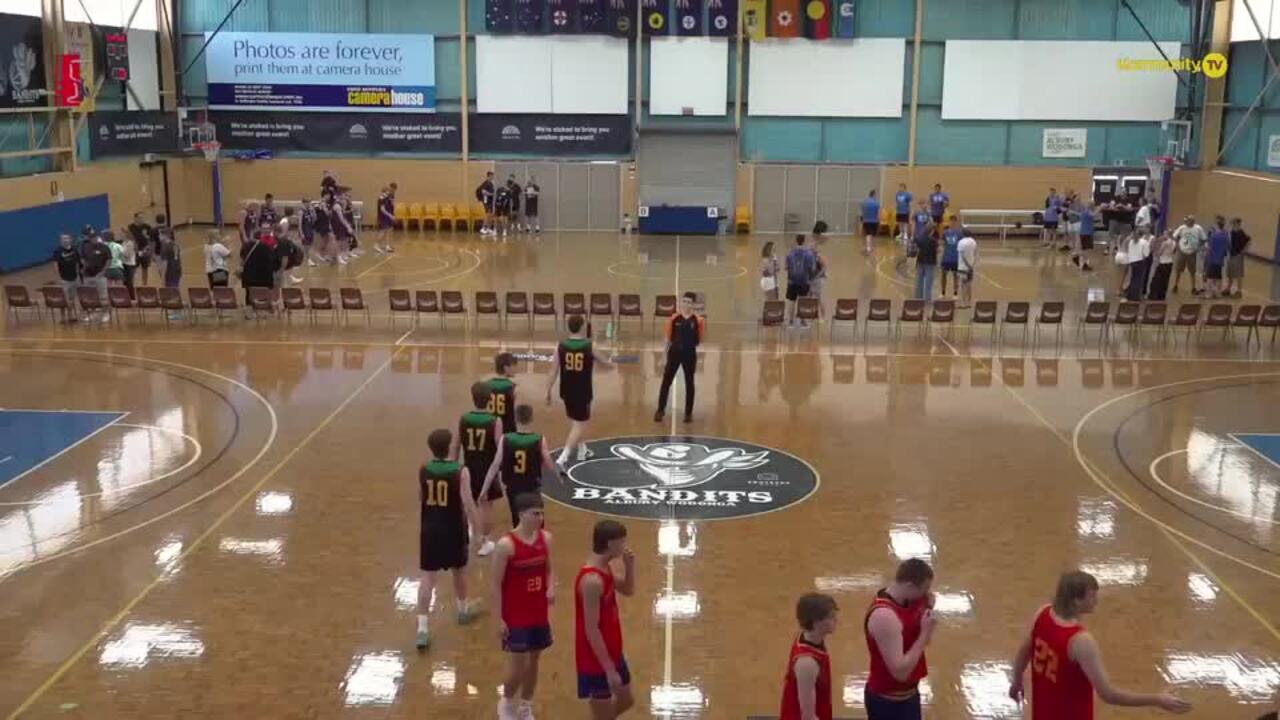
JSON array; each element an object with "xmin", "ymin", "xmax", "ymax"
[
  {"xmin": 417, "ymin": 428, "xmax": 480, "ymax": 649},
  {"xmin": 546, "ymin": 315, "xmax": 613, "ymax": 473},
  {"xmin": 452, "ymin": 381, "xmax": 505, "ymax": 557},
  {"xmin": 483, "ymin": 404, "xmax": 558, "ymax": 528},
  {"xmin": 486, "ymin": 352, "xmax": 519, "ymax": 432}
]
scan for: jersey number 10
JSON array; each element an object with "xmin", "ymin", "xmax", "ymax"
[
  {"xmin": 564, "ymin": 352, "xmax": 585, "ymax": 371},
  {"xmin": 423, "ymin": 479, "xmax": 450, "ymax": 508}
]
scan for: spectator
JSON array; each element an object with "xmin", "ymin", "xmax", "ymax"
[
  {"xmin": 1113, "ymin": 232, "xmax": 1133, "ymax": 296},
  {"xmin": 939, "ymin": 216, "xmax": 962, "ymax": 298},
  {"xmin": 784, "ymin": 234, "xmax": 816, "ymax": 327},
  {"xmin": 52, "ymin": 234, "xmax": 80, "ymax": 323},
  {"xmin": 1147, "ymin": 231, "xmax": 1176, "ymax": 301},
  {"xmin": 205, "ymin": 230, "xmax": 231, "ymax": 287},
  {"xmin": 524, "ymin": 177, "xmax": 541, "ymax": 234},
  {"xmin": 1134, "ymin": 198, "xmax": 1154, "ymax": 232},
  {"xmin": 1041, "ymin": 188, "xmax": 1061, "ymax": 247},
  {"xmin": 1104, "ymin": 196, "xmax": 1135, "ymax": 245},
  {"xmin": 1226, "ymin": 217, "xmax": 1251, "ymax": 298},
  {"xmin": 893, "ymin": 183, "xmax": 913, "ymax": 245},
  {"xmin": 507, "ymin": 176, "xmax": 523, "ymax": 233},
  {"xmin": 300, "ymin": 197, "xmax": 317, "ymax": 267},
  {"xmin": 128, "ymin": 212, "xmax": 154, "ymax": 286},
  {"xmin": 809, "ymin": 221, "xmax": 829, "ymax": 318},
  {"xmin": 240, "ymin": 202, "xmax": 260, "ymax": 245},
  {"xmin": 913, "ymin": 220, "xmax": 939, "ymax": 301},
  {"xmin": 260, "ymin": 193, "xmax": 279, "ymax": 227},
  {"xmin": 1205, "ymin": 216, "xmax": 1230, "ymax": 299},
  {"xmin": 860, "ymin": 190, "xmax": 880, "ymax": 255},
  {"xmin": 1072, "ymin": 201, "xmax": 1096, "ymax": 272},
  {"xmin": 928, "ymin": 183, "xmax": 950, "ymax": 227},
  {"xmin": 476, "ymin": 171, "xmax": 496, "ymax": 236},
  {"xmin": 1125, "ymin": 230, "xmax": 1152, "ymax": 301},
  {"xmin": 1171, "ymin": 216, "xmax": 1206, "ymax": 295},
  {"xmin": 240, "ymin": 229, "xmax": 276, "ymax": 318},
  {"xmin": 80, "ymin": 233, "xmax": 111, "ymax": 323},
  {"xmin": 159, "ymin": 233, "xmax": 184, "ymax": 321},
  {"xmin": 103, "ymin": 230, "xmax": 125, "ymax": 287},
  {"xmin": 956, "ymin": 229, "xmax": 977, "ymax": 308},
  {"xmin": 759, "ymin": 241, "xmax": 780, "ymax": 301},
  {"xmin": 120, "ymin": 229, "xmax": 138, "ymax": 298}
]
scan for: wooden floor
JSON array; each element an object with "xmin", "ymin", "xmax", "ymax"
[{"xmin": 1, "ymin": 227, "xmax": 1279, "ymax": 719}]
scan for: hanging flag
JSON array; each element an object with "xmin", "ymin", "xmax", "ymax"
[
  {"xmin": 770, "ymin": 0, "xmax": 801, "ymax": 38},
  {"xmin": 580, "ymin": 0, "xmax": 608, "ymax": 32},
  {"xmin": 744, "ymin": 0, "xmax": 767, "ymax": 40},
  {"xmin": 643, "ymin": 0, "xmax": 669, "ymax": 35},
  {"xmin": 487, "ymin": 0, "xmax": 516, "ymax": 32},
  {"xmin": 834, "ymin": 0, "xmax": 855, "ymax": 38},
  {"xmin": 707, "ymin": 0, "xmax": 738, "ymax": 36},
  {"xmin": 517, "ymin": 0, "xmax": 548, "ymax": 32},
  {"xmin": 549, "ymin": 0, "xmax": 579, "ymax": 32},
  {"xmin": 607, "ymin": 0, "xmax": 637, "ymax": 36},
  {"xmin": 674, "ymin": 0, "xmax": 703, "ymax": 35},
  {"xmin": 804, "ymin": 0, "xmax": 831, "ymax": 39}
]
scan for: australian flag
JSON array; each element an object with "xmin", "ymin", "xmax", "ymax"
[
  {"xmin": 607, "ymin": 0, "xmax": 636, "ymax": 36},
  {"xmin": 487, "ymin": 0, "xmax": 516, "ymax": 32},
  {"xmin": 674, "ymin": 0, "xmax": 702, "ymax": 35},
  {"xmin": 580, "ymin": 0, "xmax": 608, "ymax": 32},
  {"xmin": 834, "ymin": 0, "xmax": 855, "ymax": 37},
  {"xmin": 643, "ymin": 0, "xmax": 669, "ymax": 35},
  {"xmin": 549, "ymin": 0, "xmax": 579, "ymax": 32},
  {"xmin": 516, "ymin": 0, "xmax": 547, "ymax": 33},
  {"xmin": 707, "ymin": 0, "xmax": 737, "ymax": 36}
]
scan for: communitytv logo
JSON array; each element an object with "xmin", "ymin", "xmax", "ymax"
[{"xmin": 1116, "ymin": 52, "xmax": 1228, "ymax": 79}]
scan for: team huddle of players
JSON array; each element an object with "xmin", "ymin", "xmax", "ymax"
[{"xmin": 475, "ymin": 171, "xmax": 543, "ymax": 238}]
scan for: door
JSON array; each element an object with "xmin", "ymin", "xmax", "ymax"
[
  {"xmin": 753, "ymin": 165, "xmax": 785, "ymax": 233},
  {"xmin": 558, "ymin": 164, "xmax": 590, "ymax": 230},
  {"xmin": 587, "ymin": 163, "xmax": 620, "ymax": 231},
  {"xmin": 139, "ymin": 160, "xmax": 168, "ymax": 221}
]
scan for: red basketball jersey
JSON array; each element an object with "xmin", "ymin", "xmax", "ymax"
[
  {"xmin": 1030, "ymin": 605, "xmax": 1094, "ymax": 720},
  {"xmin": 500, "ymin": 530, "xmax": 550, "ymax": 628},
  {"xmin": 779, "ymin": 634, "xmax": 833, "ymax": 720},
  {"xmin": 864, "ymin": 590, "xmax": 929, "ymax": 698},
  {"xmin": 574, "ymin": 565, "xmax": 623, "ymax": 675}
]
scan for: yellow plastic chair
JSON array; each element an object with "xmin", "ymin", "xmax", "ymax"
[
  {"xmin": 407, "ymin": 203, "xmax": 424, "ymax": 230},
  {"xmin": 880, "ymin": 207, "xmax": 896, "ymax": 237},
  {"xmin": 423, "ymin": 203, "xmax": 441, "ymax": 231},
  {"xmin": 735, "ymin": 206, "xmax": 752, "ymax": 233},
  {"xmin": 440, "ymin": 204, "xmax": 458, "ymax": 231},
  {"xmin": 470, "ymin": 202, "xmax": 488, "ymax": 232},
  {"xmin": 393, "ymin": 202, "xmax": 410, "ymax": 229}
]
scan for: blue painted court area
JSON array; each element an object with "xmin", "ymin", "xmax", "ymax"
[
  {"xmin": 1233, "ymin": 434, "xmax": 1280, "ymax": 468},
  {"xmin": 0, "ymin": 410, "xmax": 126, "ymax": 488}
]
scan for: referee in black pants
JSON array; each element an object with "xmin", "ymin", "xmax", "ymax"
[{"xmin": 654, "ymin": 292, "xmax": 705, "ymax": 424}]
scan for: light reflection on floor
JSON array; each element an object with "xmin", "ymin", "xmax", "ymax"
[
  {"xmin": 649, "ymin": 682, "xmax": 706, "ymax": 717},
  {"xmin": 341, "ymin": 651, "xmax": 405, "ymax": 706},
  {"xmin": 98, "ymin": 623, "xmax": 204, "ymax": 668},
  {"xmin": 958, "ymin": 661, "xmax": 1020, "ymax": 719},
  {"xmin": 1161, "ymin": 652, "xmax": 1280, "ymax": 702},
  {"xmin": 1079, "ymin": 557, "xmax": 1149, "ymax": 586},
  {"xmin": 888, "ymin": 521, "xmax": 935, "ymax": 563}
]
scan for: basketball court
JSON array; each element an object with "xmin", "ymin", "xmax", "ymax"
[{"xmin": 1, "ymin": 228, "xmax": 1279, "ymax": 718}]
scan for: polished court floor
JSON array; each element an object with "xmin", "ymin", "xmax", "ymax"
[{"xmin": 1, "ymin": 228, "xmax": 1279, "ymax": 718}]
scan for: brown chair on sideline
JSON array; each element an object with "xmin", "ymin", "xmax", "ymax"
[
  {"xmin": 969, "ymin": 301, "xmax": 998, "ymax": 343},
  {"xmin": 211, "ymin": 286, "xmax": 239, "ymax": 319},
  {"xmin": 1260, "ymin": 304, "xmax": 1280, "ymax": 345},
  {"xmin": 5, "ymin": 285, "xmax": 40, "ymax": 322},
  {"xmin": 618, "ymin": 294, "xmax": 643, "ymax": 329},
  {"xmin": 1232, "ymin": 304, "xmax": 1262, "ymax": 345},
  {"xmin": 475, "ymin": 291, "xmax": 500, "ymax": 328},
  {"xmin": 1139, "ymin": 302, "xmax": 1169, "ymax": 345},
  {"xmin": 589, "ymin": 293, "xmax": 614, "ymax": 324},
  {"xmin": 415, "ymin": 290, "xmax": 442, "ymax": 328},
  {"xmin": 563, "ymin": 293, "xmax": 586, "ymax": 319},
  {"xmin": 107, "ymin": 286, "xmax": 136, "ymax": 324},
  {"xmin": 1111, "ymin": 301, "xmax": 1140, "ymax": 340},
  {"xmin": 796, "ymin": 297, "xmax": 821, "ymax": 329},
  {"xmin": 248, "ymin": 287, "xmax": 276, "ymax": 319},
  {"xmin": 505, "ymin": 292, "xmax": 530, "ymax": 331},
  {"xmin": 532, "ymin": 292, "xmax": 557, "ymax": 329},
  {"xmin": 1078, "ymin": 301, "xmax": 1110, "ymax": 343},
  {"xmin": 653, "ymin": 295, "xmax": 677, "ymax": 332},
  {"xmin": 135, "ymin": 286, "xmax": 161, "ymax": 323},
  {"xmin": 77, "ymin": 286, "xmax": 108, "ymax": 323},
  {"xmin": 1171, "ymin": 303, "xmax": 1202, "ymax": 343},
  {"xmin": 188, "ymin": 287, "xmax": 215, "ymax": 323},
  {"xmin": 1202, "ymin": 303, "xmax": 1233, "ymax": 342},
  {"xmin": 340, "ymin": 287, "xmax": 370, "ymax": 324},
  {"xmin": 441, "ymin": 291, "xmax": 467, "ymax": 328},
  {"xmin": 831, "ymin": 299, "xmax": 858, "ymax": 340},
  {"xmin": 896, "ymin": 299, "xmax": 925, "ymax": 337},
  {"xmin": 866, "ymin": 298, "xmax": 892, "ymax": 339},
  {"xmin": 1034, "ymin": 301, "xmax": 1065, "ymax": 349},
  {"xmin": 388, "ymin": 289, "xmax": 413, "ymax": 328},
  {"xmin": 929, "ymin": 299, "xmax": 956, "ymax": 337},
  {"xmin": 282, "ymin": 287, "xmax": 308, "ymax": 322},
  {"xmin": 760, "ymin": 300, "xmax": 786, "ymax": 338},
  {"xmin": 308, "ymin": 287, "xmax": 336, "ymax": 324},
  {"xmin": 1000, "ymin": 301, "xmax": 1030, "ymax": 347},
  {"xmin": 158, "ymin": 287, "xmax": 186, "ymax": 325},
  {"xmin": 39, "ymin": 285, "xmax": 72, "ymax": 321}
]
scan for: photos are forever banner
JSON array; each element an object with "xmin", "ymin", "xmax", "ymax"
[{"xmin": 204, "ymin": 32, "xmax": 436, "ymax": 113}]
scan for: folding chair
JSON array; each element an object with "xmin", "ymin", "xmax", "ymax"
[
  {"xmin": 388, "ymin": 289, "xmax": 413, "ymax": 328},
  {"xmin": 4, "ymin": 285, "xmax": 40, "ymax": 322},
  {"xmin": 1000, "ymin": 302, "xmax": 1030, "ymax": 346},
  {"xmin": 533, "ymin": 292, "xmax": 557, "ymax": 329},
  {"xmin": 340, "ymin": 287, "xmax": 371, "ymax": 324},
  {"xmin": 1202, "ymin": 303, "xmax": 1232, "ymax": 342},
  {"xmin": 1077, "ymin": 301, "xmax": 1110, "ymax": 343},
  {"xmin": 1034, "ymin": 301, "xmax": 1065, "ymax": 349},
  {"xmin": 77, "ymin": 286, "xmax": 107, "ymax": 323},
  {"xmin": 618, "ymin": 294, "xmax": 643, "ymax": 330},
  {"xmin": 107, "ymin": 286, "xmax": 136, "ymax": 324},
  {"xmin": 1260, "ymin": 304, "xmax": 1280, "ymax": 345},
  {"xmin": 1111, "ymin": 301, "xmax": 1140, "ymax": 340},
  {"xmin": 866, "ymin": 298, "xmax": 892, "ymax": 339},
  {"xmin": 135, "ymin": 287, "xmax": 161, "ymax": 323},
  {"xmin": 896, "ymin": 299, "xmax": 925, "ymax": 337},
  {"xmin": 475, "ymin": 291, "xmax": 501, "ymax": 328},
  {"xmin": 589, "ymin": 293, "xmax": 614, "ymax": 324},
  {"xmin": 415, "ymin": 290, "xmax": 442, "ymax": 328},
  {"xmin": 1171, "ymin": 303, "xmax": 1202, "ymax": 344},
  {"xmin": 308, "ymin": 288, "xmax": 336, "ymax": 324},
  {"xmin": 760, "ymin": 300, "xmax": 786, "ymax": 338},
  {"xmin": 188, "ymin": 288, "xmax": 215, "ymax": 323},
  {"xmin": 505, "ymin": 292, "xmax": 530, "ymax": 331},
  {"xmin": 929, "ymin": 299, "xmax": 956, "ymax": 337},
  {"xmin": 39, "ymin": 286, "xmax": 72, "ymax": 321},
  {"xmin": 796, "ymin": 297, "xmax": 821, "ymax": 330},
  {"xmin": 1232, "ymin": 304, "xmax": 1262, "ymax": 345},
  {"xmin": 248, "ymin": 287, "xmax": 276, "ymax": 318},
  {"xmin": 831, "ymin": 299, "xmax": 858, "ymax": 340},
  {"xmin": 211, "ymin": 286, "xmax": 239, "ymax": 319},
  {"xmin": 281, "ymin": 287, "xmax": 307, "ymax": 322},
  {"xmin": 158, "ymin": 287, "xmax": 186, "ymax": 325},
  {"xmin": 653, "ymin": 295, "xmax": 677, "ymax": 332},
  {"xmin": 1139, "ymin": 302, "xmax": 1169, "ymax": 345},
  {"xmin": 563, "ymin": 293, "xmax": 586, "ymax": 320},
  {"xmin": 969, "ymin": 301, "xmax": 998, "ymax": 343},
  {"xmin": 441, "ymin": 291, "xmax": 467, "ymax": 327}
]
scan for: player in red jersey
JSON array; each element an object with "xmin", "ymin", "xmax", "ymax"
[
  {"xmin": 575, "ymin": 519, "xmax": 636, "ymax": 719},
  {"xmin": 492, "ymin": 493, "xmax": 554, "ymax": 720},
  {"xmin": 864, "ymin": 559, "xmax": 936, "ymax": 720},
  {"xmin": 780, "ymin": 593, "xmax": 838, "ymax": 720},
  {"xmin": 1009, "ymin": 571, "xmax": 1191, "ymax": 718}
]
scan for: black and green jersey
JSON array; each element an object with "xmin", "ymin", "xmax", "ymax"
[
  {"xmin": 420, "ymin": 459, "xmax": 464, "ymax": 529},
  {"xmin": 556, "ymin": 337, "xmax": 594, "ymax": 402},
  {"xmin": 458, "ymin": 410, "xmax": 499, "ymax": 471},
  {"xmin": 502, "ymin": 431, "xmax": 544, "ymax": 494},
  {"xmin": 485, "ymin": 376, "xmax": 516, "ymax": 431}
]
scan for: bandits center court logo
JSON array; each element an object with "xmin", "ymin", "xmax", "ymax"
[{"xmin": 545, "ymin": 436, "xmax": 819, "ymax": 521}]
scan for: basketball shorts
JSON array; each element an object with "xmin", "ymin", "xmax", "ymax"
[
  {"xmin": 1080, "ymin": 234, "xmax": 1094, "ymax": 251},
  {"xmin": 420, "ymin": 526, "xmax": 468, "ymax": 572},
  {"xmin": 1206, "ymin": 263, "xmax": 1224, "ymax": 280},
  {"xmin": 503, "ymin": 624, "xmax": 553, "ymax": 653},
  {"xmin": 863, "ymin": 222, "xmax": 879, "ymax": 236},
  {"xmin": 931, "ymin": 214, "xmax": 944, "ymax": 226},
  {"xmin": 563, "ymin": 396, "xmax": 592, "ymax": 423},
  {"xmin": 578, "ymin": 656, "xmax": 630, "ymax": 700},
  {"xmin": 958, "ymin": 268, "xmax": 974, "ymax": 283},
  {"xmin": 941, "ymin": 261, "xmax": 958, "ymax": 273},
  {"xmin": 1227, "ymin": 254, "xmax": 1245, "ymax": 279},
  {"xmin": 895, "ymin": 212, "xmax": 909, "ymax": 225},
  {"xmin": 786, "ymin": 282, "xmax": 810, "ymax": 302},
  {"xmin": 468, "ymin": 460, "xmax": 504, "ymax": 501},
  {"xmin": 1042, "ymin": 220, "xmax": 1059, "ymax": 230},
  {"xmin": 864, "ymin": 689, "xmax": 923, "ymax": 720}
]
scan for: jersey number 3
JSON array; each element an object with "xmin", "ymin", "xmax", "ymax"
[
  {"xmin": 514, "ymin": 450, "xmax": 528, "ymax": 474},
  {"xmin": 423, "ymin": 479, "xmax": 449, "ymax": 508},
  {"xmin": 564, "ymin": 352, "xmax": 585, "ymax": 371},
  {"xmin": 1032, "ymin": 638, "xmax": 1059, "ymax": 683}
]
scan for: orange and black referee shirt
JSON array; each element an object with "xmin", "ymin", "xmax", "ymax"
[{"xmin": 665, "ymin": 313, "xmax": 705, "ymax": 352}]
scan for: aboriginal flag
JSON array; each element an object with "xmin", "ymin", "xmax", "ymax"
[{"xmin": 803, "ymin": 0, "xmax": 831, "ymax": 39}]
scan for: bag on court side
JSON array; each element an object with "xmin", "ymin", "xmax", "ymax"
[{"xmin": 760, "ymin": 275, "xmax": 777, "ymax": 292}]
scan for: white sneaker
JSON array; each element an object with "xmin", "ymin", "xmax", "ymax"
[
  {"xmin": 498, "ymin": 698, "xmax": 518, "ymax": 720},
  {"xmin": 577, "ymin": 447, "xmax": 594, "ymax": 461},
  {"xmin": 308, "ymin": 259, "xmax": 317, "ymax": 267},
  {"xmin": 338, "ymin": 256, "xmax": 349, "ymax": 265},
  {"xmin": 374, "ymin": 246, "xmax": 386, "ymax": 254},
  {"xmin": 517, "ymin": 700, "xmax": 535, "ymax": 720},
  {"xmin": 289, "ymin": 275, "xmax": 303, "ymax": 284},
  {"xmin": 478, "ymin": 539, "xmax": 496, "ymax": 557}
]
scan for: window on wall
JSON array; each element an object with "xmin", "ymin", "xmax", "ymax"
[
  {"xmin": 1230, "ymin": 0, "xmax": 1280, "ymax": 41},
  {"xmin": 0, "ymin": 0, "xmax": 160, "ymax": 29},
  {"xmin": 0, "ymin": 0, "xmax": 41, "ymax": 16}
]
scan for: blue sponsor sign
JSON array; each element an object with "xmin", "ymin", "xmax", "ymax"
[{"xmin": 205, "ymin": 32, "xmax": 436, "ymax": 113}]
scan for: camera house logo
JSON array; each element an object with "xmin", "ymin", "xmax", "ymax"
[
  {"xmin": 545, "ymin": 436, "xmax": 819, "ymax": 521},
  {"xmin": 1116, "ymin": 52, "xmax": 1227, "ymax": 79}
]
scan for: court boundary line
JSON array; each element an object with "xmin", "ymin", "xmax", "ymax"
[
  {"xmin": 1147, "ymin": 446, "xmax": 1280, "ymax": 526},
  {"xmin": 2, "ymin": 345, "xmax": 404, "ymax": 720},
  {"xmin": 0, "ymin": 350, "xmax": 278, "ymax": 577},
  {"xmin": 1227, "ymin": 433, "xmax": 1280, "ymax": 474},
  {"xmin": 352, "ymin": 254, "xmax": 396, "ymax": 280},
  {"xmin": 0, "ymin": 410, "xmax": 128, "ymax": 493}
]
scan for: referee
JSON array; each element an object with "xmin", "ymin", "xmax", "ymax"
[{"xmin": 654, "ymin": 292, "xmax": 705, "ymax": 424}]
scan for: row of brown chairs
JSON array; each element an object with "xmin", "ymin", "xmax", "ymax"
[
  {"xmin": 763, "ymin": 298, "xmax": 1280, "ymax": 348},
  {"xmin": 2, "ymin": 285, "xmax": 375, "ymax": 325},
  {"xmin": 391, "ymin": 291, "xmax": 668, "ymax": 330}
]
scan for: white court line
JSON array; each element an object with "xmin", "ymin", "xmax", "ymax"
[
  {"xmin": 353, "ymin": 254, "xmax": 395, "ymax": 280},
  {"xmin": 664, "ymin": 235, "xmax": 680, "ymax": 689},
  {"xmin": 1227, "ymin": 433, "xmax": 1280, "ymax": 474},
  {"xmin": 1147, "ymin": 446, "xmax": 1280, "ymax": 526},
  {"xmin": 394, "ymin": 328, "xmax": 414, "ymax": 346},
  {"xmin": 0, "ymin": 457, "xmax": 10, "ymax": 465},
  {"xmin": 977, "ymin": 271, "xmax": 1010, "ymax": 290},
  {"xmin": 0, "ymin": 411, "xmax": 128, "ymax": 493}
]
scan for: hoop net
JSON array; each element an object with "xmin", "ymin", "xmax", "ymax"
[
  {"xmin": 195, "ymin": 140, "xmax": 221, "ymax": 162},
  {"xmin": 1145, "ymin": 155, "xmax": 1174, "ymax": 177}
]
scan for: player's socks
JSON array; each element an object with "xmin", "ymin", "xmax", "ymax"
[
  {"xmin": 577, "ymin": 445, "xmax": 591, "ymax": 461},
  {"xmin": 498, "ymin": 698, "xmax": 517, "ymax": 720},
  {"xmin": 517, "ymin": 700, "xmax": 535, "ymax": 719},
  {"xmin": 478, "ymin": 538, "xmax": 496, "ymax": 556},
  {"xmin": 557, "ymin": 447, "xmax": 571, "ymax": 465},
  {"xmin": 416, "ymin": 615, "xmax": 430, "ymax": 649}
]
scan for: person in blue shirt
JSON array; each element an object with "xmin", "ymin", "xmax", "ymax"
[
  {"xmin": 910, "ymin": 199, "xmax": 934, "ymax": 248},
  {"xmin": 1072, "ymin": 200, "xmax": 1096, "ymax": 272},
  {"xmin": 894, "ymin": 183, "xmax": 913, "ymax": 244},
  {"xmin": 1204, "ymin": 215, "xmax": 1231, "ymax": 299},
  {"xmin": 1041, "ymin": 190, "xmax": 1061, "ymax": 247},
  {"xmin": 928, "ymin": 184, "xmax": 950, "ymax": 226},
  {"xmin": 939, "ymin": 216, "xmax": 963, "ymax": 298},
  {"xmin": 860, "ymin": 190, "xmax": 881, "ymax": 256}
]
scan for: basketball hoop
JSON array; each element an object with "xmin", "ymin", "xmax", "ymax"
[
  {"xmin": 1145, "ymin": 155, "xmax": 1174, "ymax": 177},
  {"xmin": 194, "ymin": 140, "xmax": 221, "ymax": 162}
]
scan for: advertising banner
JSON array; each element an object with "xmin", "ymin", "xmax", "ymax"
[
  {"xmin": 470, "ymin": 114, "xmax": 631, "ymax": 155},
  {"xmin": 213, "ymin": 111, "xmax": 461, "ymax": 152},
  {"xmin": 205, "ymin": 32, "xmax": 436, "ymax": 112},
  {"xmin": 0, "ymin": 13, "xmax": 46, "ymax": 109},
  {"xmin": 1043, "ymin": 128, "xmax": 1087, "ymax": 158},
  {"xmin": 88, "ymin": 111, "xmax": 179, "ymax": 157}
]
